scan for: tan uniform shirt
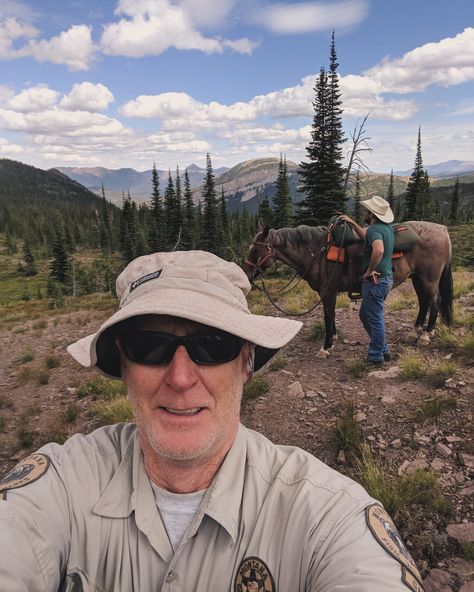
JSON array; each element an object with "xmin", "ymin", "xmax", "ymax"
[{"xmin": 0, "ymin": 423, "xmax": 422, "ymax": 591}]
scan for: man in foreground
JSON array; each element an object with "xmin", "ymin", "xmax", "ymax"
[
  {"xmin": 0, "ymin": 250, "xmax": 422, "ymax": 591},
  {"xmin": 341, "ymin": 195, "xmax": 395, "ymax": 365}
]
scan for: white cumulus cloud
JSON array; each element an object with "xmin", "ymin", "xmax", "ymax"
[
  {"xmin": 19, "ymin": 24, "xmax": 95, "ymax": 71},
  {"xmin": 60, "ymin": 82, "xmax": 114, "ymax": 112},
  {"xmin": 253, "ymin": 0, "xmax": 369, "ymax": 34},
  {"xmin": 101, "ymin": 0, "xmax": 256, "ymax": 57},
  {"xmin": 364, "ymin": 27, "xmax": 474, "ymax": 94},
  {"xmin": 0, "ymin": 17, "xmax": 38, "ymax": 59},
  {"xmin": 0, "ymin": 137, "xmax": 23, "ymax": 154},
  {"xmin": 5, "ymin": 84, "xmax": 59, "ymax": 112}
]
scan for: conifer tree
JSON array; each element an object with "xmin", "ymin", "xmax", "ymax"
[
  {"xmin": 148, "ymin": 162, "xmax": 163, "ymax": 251},
  {"xmin": 120, "ymin": 192, "xmax": 139, "ymax": 262},
  {"xmin": 273, "ymin": 154, "xmax": 293, "ymax": 228},
  {"xmin": 99, "ymin": 183, "xmax": 112, "ymax": 255},
  {"xmin": 405, "ymin": 127, "xmax": 432, "ymax": 220},
  {"xmin": 181, "ymin": 169, "xmax": 196, "ymax": 249},
  {"xmin": 258, "ymin": 195, "xmax": 274, "ymax": 228},
  {"xmin": 164, "ymin": 171, "xmax": 181, "ymax": 248},
  {"xmin": 387, "ymin": 170, "xmax": 395, "ymax": 209},
  {"xmin": 22, "ymin": 239, "xmax": 37, "ymax": 276},
  {"xmin": 219, "ymin": 188, "xmax": 229, "ymax": 236},
  {"xmin": 201, "ymin": 153, "xmax": 223, "ymax": 255},
  {"xmin": 298, "ymin": 32, "xmax": 345, "ymax": 224},
  {"xmin": 50, "ymin": 229, "xmax": 71, "ymax": 286},
  {"xmin": 449, "ymin": 177, "xmax": 460, "ymax": 225}
]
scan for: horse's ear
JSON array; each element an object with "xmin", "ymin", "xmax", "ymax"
[{"xmin": 262, "ymin": 225, "xmax": 270, "ymax": 239}]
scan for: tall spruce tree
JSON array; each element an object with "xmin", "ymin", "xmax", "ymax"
[
  {"xmin": 99, "ymin": 183, "xmax": 112, "ymax": 255},
  {"xmin": 50, "ymin": 228, "xmax": 71, "ymax": 286},
  {"xmin": 405, "ymin": 127, "xmax": 432, "ymax": 220},
  {"xmin": 258, "ymin": 195, "xmax": 274, "ymax": 228},
  {"xmin": 201, "ymin": 153, "xmax": 223, "ymax": 255},
  {"xmin": 219, "ymin": 188, "xmax": 229, "ymax": 236},
  {"xmin": 298, "ymin": 32, "xmax": 345, "ymax": 224},
  {"xmin": 273, "ymin": 154, "xmax": 293, "ymax": 228},
  {"xmin": 22, "ymin": 239, "xmax": 37, "ymax": 276},
  {"xmin": 449, "ymin": 177, "xmax": 460, "ymax": 225},
  {"xmin": 163, "ymin": 171, "xmax": 181, "ymax": 248},
  {"xmin": 148, "ymin": 162, "xmax": 163, "ymax": 251}
]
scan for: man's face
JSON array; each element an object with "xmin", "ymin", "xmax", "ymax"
[
  {"xmin": 363, "ymin": 210, "xmax": 372, "ymax": 225},
  {"xmin": 121, "ymin": 315, "xmax": 250, "ymax": 466}
]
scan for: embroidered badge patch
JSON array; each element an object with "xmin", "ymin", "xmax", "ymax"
[
  {"xmin": 0, "ymin": 453, "xmax": 50, "ymax": 493},
  {"xmin": 367, "ymin": 504, "xmax": 422, "ymax": 583},
  {"xmin": 402, "ymin": 567, "xmax": 426, "ymax": 591},
  {"xmin": 234, "ymin": 556, "xmax": 275, "ymax": 592},
  {"xmin": 130, "ymin": 270, "xmax": 162, "ymax": 292}
]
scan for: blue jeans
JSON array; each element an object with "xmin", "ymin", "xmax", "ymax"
[{"xmin": 360, "ymin": 277, "xmax": 393, "ymax": 362}]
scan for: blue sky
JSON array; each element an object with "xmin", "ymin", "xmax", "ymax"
[{"xmin": 0, "ymin": 0, "xmax": 473, "ymax": 173}]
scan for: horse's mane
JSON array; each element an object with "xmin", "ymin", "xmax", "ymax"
[{"xmin": 270, "ymin": 225, "xmax": 327, "ymax": 248}]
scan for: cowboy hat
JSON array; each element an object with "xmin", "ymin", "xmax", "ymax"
[
  {"xmin": 67, "ymin": 250, "xmax": 302, "ymax": 377},
  {"xmin": 360, "ymin": 195, "xmax": 394, "ymax": 224}
]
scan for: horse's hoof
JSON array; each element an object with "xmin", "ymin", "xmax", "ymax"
[
  {"xmin": 418, "ymin": 332, "xmax": 431, "ymax": 345},
  {"xmin": 317, "ymin": 347, "xmax": 331, "ymax": 358},
  {"xmin": 407, "ymin": 330, "xmax": 419, "ymax": 343}
]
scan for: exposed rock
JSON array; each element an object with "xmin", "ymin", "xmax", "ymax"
[
  {"xmin": 381, "ymin": 394, "xmax": 397, "ymax": 404},
  {"xmin": 355, "ymin": 411, "xmax": 366, "ymax": 422},
  {"xmin": 280, "ymin": 369, "xmax": 294, "ymax": 376},
  {"xmin": 305, "ymin": 390, "xmax": 317, "ymax": 399},
  {"xmin": 460, "ymin": 483, "xmax": 474, "ymax": 496},
  {"xmin": 447, "ymin": 523, "xmax": 474, "ymax": 544},
  {"xmin": 391, "ymin": 438, "xmax": 402, "ymax": 449},
  {"xmin": 317, "ymin": 391, "xmax": 327, "ymax": 399},
  {"xmin": 444, "ymin": 378, "xmax": 457, "ymax": 389},
  {"xmin": 337, "ymin": 449, "xmax": 346, "ymax": 464},
  {"xmin": 423, "ymin": 568, "xmax": 454, "ymax": 592},
  {"xmin": 431, "ymin": 458, "xmax": 445, "ymax": 472},
  {"xmin": 405, "ymin": 457, "xmax": 429, "ymax": 475},
  {"xmin": 66, "ymin": 387, "xmax": 77, "ymax": 395},
  {"xmin": 288, "ymin": 381, "xmax": 304, "ymax": 398},
  {"xmin": 446, "ymin": 436, "xmax": 463, "ymax": 443},
  {"xmin": 459, "ymin": 583, "xmax": 474, "ymax": 592},
  {"xmin": 459, "ymin": 453, "xmax": 474, "ymax": 469},
  {"xmin": 368, "ymin": 365, "xmax": 401, "ymax": 379},
  {"xmin": 436, "ymin": 443, "xmax": 453, "ymax": 458},
  {"xmin": 398, "ymin": 460, "xmax": 411, "ymax": 475},
  {"xmin": 454, "ymin": 471, "xmax": 466, "ymax": 483}
]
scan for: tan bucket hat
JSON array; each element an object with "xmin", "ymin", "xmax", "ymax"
[
  {"xmin": 360, "ymin": 195, "xmax": 394, "ymax": 223},
  {"xmin": 67, "ymin": 250, "xmax": 302, "ymax": 377}
]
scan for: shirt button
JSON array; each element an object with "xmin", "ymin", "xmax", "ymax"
[{"xmin": 165, "ymin": 571, "xmax": 175, "ymax": 583}]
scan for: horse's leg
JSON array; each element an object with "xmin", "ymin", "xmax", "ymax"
[
  {"xmin": 408, "ymin": 275, "xmax": 430, "ymax": 343},
  {"xmin": 317, "ymin": 293, "xmax": 337, "ymax": 357}
]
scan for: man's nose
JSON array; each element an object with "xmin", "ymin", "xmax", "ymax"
[{"xmin": 164, "ymin": 345, "xmax": 199, "ymax": 392}]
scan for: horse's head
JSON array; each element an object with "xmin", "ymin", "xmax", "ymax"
[{"xmin": 242, "ymin": 225, "xmax": 276, "ymax": 281}]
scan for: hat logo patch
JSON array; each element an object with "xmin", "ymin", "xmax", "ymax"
[
  {"xmin": 130, "ymin": 269, "xmax": 162, "ymax": 292},
  {"xmin": 0, "ymin": 453, "xmax": 50, "ymax": 493},
  {"xmin": 234, "ymin": 556, "xmax": 275, "ymax": 592}
]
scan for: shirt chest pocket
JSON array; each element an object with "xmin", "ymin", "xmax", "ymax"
[{"xmin": 62, "ymin": 569, "xmax": 107, "ymax": 592}]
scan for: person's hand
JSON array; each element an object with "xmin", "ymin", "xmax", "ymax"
[
  {"xmin": 339, "ymin": 214, "xmax": 354, "ymax": 225},
  {"xmin": 363, "ymin": 270, "xmax": 380, "ymax": 282}
]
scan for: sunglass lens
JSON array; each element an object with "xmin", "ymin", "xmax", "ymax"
[
  {"xmin": 123, "ymin": 333, "xmax": 175, "ymax": 365},
  {"xmin": 190, "ymin": 333, "xmax": 243, "ymax": 364}
]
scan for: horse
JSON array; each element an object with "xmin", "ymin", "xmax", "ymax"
[{"xmin": 243, "ymin": 222, "xmax": 453, "ymax": 356}]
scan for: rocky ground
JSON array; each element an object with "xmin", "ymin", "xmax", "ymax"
[{"xmin": 0, "ymin": 286, "xmax": 473, "ymax": 591}]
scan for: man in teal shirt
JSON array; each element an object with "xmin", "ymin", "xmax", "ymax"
[{"xmin": 341, "ymin": 196, "xmax": 395, "ymax": 364}]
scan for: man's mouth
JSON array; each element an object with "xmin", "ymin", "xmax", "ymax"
[{"xmin": 163, "ymin": 407, "xmax": 202, "ymax": 416}]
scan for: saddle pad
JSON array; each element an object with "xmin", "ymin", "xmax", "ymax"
[
  {"xmin": 327, "ymin": 244, "xmax": 345, "ymax": 262},
  {"xmin": 393, "ymin": 223, "xmax": 419, "ymax": 251}
]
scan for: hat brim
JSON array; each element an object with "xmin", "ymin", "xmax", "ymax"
[
  {"xmin": 361, "ymin": 200, "xmax": 394, "ymax": 223},
  {"xmin": 67, "ymin": 288, "xmax": 302, "ymax": 377}
]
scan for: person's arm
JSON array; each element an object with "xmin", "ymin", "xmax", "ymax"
[
  {"xmin": 0, "ymin": 456, "xmax": 70, "ymax": 591},
  {"xmin": 363, "ymin": 238, "xmax": 384, "ymax": 279},
  {"xmin": 338, "ymin": 215, "xmax": 367, "ymax": 240},
  {"xmin": 304, "ymin": 502, "xmax": 424, "ymax": 591}
]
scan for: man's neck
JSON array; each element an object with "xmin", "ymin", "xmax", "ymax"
[{"xmin": 140, "ymin": 434, "xmax": 234, "ymax": 493}]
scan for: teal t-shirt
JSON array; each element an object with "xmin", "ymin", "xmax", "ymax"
[{"xmin": 362, "ymin": 222, "xmax": 395, "ymax": 277}]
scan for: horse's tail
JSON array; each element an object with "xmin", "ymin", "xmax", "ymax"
[{"xmin": 439, "ymin": 256, "xmax": 453, "ymax": 326}]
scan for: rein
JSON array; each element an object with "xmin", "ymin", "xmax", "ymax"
[{"xmin": 248, "ymin": 218, "xmax": 349, "ymax": 317}]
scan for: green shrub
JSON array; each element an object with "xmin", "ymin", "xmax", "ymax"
[
  {"xmin": 333, "ymin": 402, "xmax": 363, "ymax": 461},
  {"xmin": 426, "ymin": 360, "xmax": 458, "ymax": 386},
  {"xmin": 92, "ymin": 396, "xmax": 133, "ymax": 424},
  {"xmin": 335, "ymin": 293, "xmax": 351, "ymax": 309},
  {"xmin": 269, "ymin": 356, "xmax": 288, "ymax": 371},
  {"xmin": 61, "ymin": 404, "xmax": 79, "ymax": 424},
  {"xmin": 77, "ymin": 377, "xmax": 126, "ymax": 400},
  {"xmin": 243, "ymin": 376, "xmax": 270, "ymax": 400},
  {"xmin": 37, "ymin": 369, "xmax": 50, "ymax": 385},
  {"xmin": 345, "ymin": 358, "xmax": 368, "ymax": 378},
  {"xmin": 309, "ymin": 321, "xmax": 325, "ymax": 341},
  {"xmin": 45, "ymin": 355, "xmax": 60, "ymax": 369},
  {"xmin": 17, "ymin": 428, "xmax": 34, "ymax": 448},
  {"xmin": 399, "ymin": 351, "xmax": 426, "ymax": 380},
  {"xmin": 19, "ymin": 347, "xmax": 34, "ymax": 364},
  {"xmin": 415, "ymin": 396, "xmax": 457, "ymax": 420}
]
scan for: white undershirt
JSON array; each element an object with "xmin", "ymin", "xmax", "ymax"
[{"xmin": 151, "ymin": 482, "xmax": 206, "ymax": 551}]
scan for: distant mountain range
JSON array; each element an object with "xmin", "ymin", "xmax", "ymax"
[
  {"xmin": 54, "ymin": 163, "xmax": 229, "ymax": 204},
  {"xmin": 55, "ymin": 158, "xmax": 474, "ymax": 213}
]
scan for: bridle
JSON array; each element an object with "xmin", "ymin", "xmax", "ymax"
[{"xmin": 244, "ymin": 240, "xmax": 274, "ymax": 278}]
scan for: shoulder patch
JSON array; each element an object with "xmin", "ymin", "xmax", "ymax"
[
  {"xmin": 367, "ymin": 504, "xmax": 422, "ymax": 583},
  {"xmin": 402, "ymin": 567, "xmax": 425, "ymax": 592},
  {"xmin": 0, "ymin": 453, "xmax": 50, "ymax": 493},
  {"xmin": 234, "ymin": 556, "xmax": 275, "ymax": 592}
]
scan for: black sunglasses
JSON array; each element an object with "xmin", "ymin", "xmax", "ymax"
[{"xmin": 118, "ymin": 330, "xmax": 245, "ymax": 366}]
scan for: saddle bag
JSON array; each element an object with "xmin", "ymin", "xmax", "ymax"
[
  {"xmin": 328, "ymin": 216, "xmax": 361, "ymax": 247},
  {"xmin": 392, "ymin": 223, "xmax": 419, "ymax": 251}
]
